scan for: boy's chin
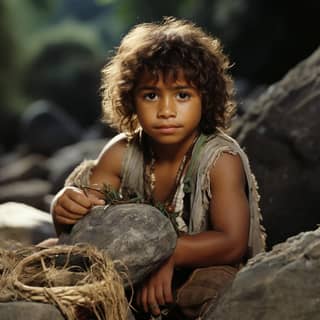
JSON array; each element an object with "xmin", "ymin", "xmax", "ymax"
[
  {"xmin": 148, "ymin": 133, "xmax": 182, "ymax": 144},
  {"xmin": 149, "ymin": 134, "xmax": 195, "ymax": 147}
]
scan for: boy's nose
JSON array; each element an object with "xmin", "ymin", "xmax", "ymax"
[{"xmin": 157, "ymin": 97, "xmax": 176, "ymax": 118}]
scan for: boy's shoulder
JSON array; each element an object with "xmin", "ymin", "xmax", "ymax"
[
  {"xmin": 200, "ymin": 130, "xmax": 243, "ymax": 157},
  {"xmin": 95, "ymin": 133, "xmax": 129, "ymax": 171},
  {"xmin": 99, "ymin": 133, "xmax": 129, "ymax": 155}
]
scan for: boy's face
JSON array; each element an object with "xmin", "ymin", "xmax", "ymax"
[{"xmin": 134, "ymin": 69, "xmax": 202, "ymax": 146}]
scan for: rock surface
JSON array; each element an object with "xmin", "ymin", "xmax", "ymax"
[
  {"xmin": 20, "ymin": 100, "xmax": 82, "ymax": 156},
  {"xmin": 232, "ymin": 46, "xmax": 320, "ymax": 248},
  {"xmin": 59, "ymin": 204, "xmax": 177, "ymax": 286},
  {"xmin": 0, "ymin": 154, "xmax": 48, "ymax": 185},
  {"xmin": 205, "ymin": 227, "xmax": 320, "ymax": 320},
  {"xmin": 0, "ymin": 302, "xmax": 64, "ymax": 320},
  {"xmin": 0, "ymin": 301, "xmax": 136, "ymax": 320}
]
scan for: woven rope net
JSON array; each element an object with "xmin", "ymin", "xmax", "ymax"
[{"xmin": 0, "ymin": 244, "xmax": 129, "ymax": 320}]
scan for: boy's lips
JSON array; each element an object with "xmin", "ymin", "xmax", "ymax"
[{"xmin": 153, "ymin": 124, "xmax": 182, "ymax": 134}]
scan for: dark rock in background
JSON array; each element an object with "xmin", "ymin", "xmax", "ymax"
[
  {"xmin": 233, "ymin": 46, "xmax": 320, "ymax": 248},
  {"xmin": 210, "ymin": 0, "xmax": 320, "ymax": 84},
  {"xmin": 59, "ymin": 204, "xmax": 177, "ymax": 287},
  {"xmin": 205, "ymin": 227, "xmax": 320, "ymax": 320},
  {"xmin": 23, "ymin": 40, "xmax": 102, "ymax": 127},
  {"xmin": 0, "ymin": 180, "xmax": 51, "ymax": 211},
  {"xmin": 0, "ymin": 137, "xmax": 109, "ymax": 211},
  {"xmin": 0, "ymin": 151, "xmax": 22, "ymax": 169},
  {"xmin": 0, "ymin": 154, "xmax": 48, "ymax": 185},
  {"xmin": 0, "ymin": 110, "xmax": 20, "ymax": 152},
  {"xmin": 20, "ymin": 100, "xmax": 83, "ymax": 156}
]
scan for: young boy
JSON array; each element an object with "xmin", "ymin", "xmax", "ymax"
[{"xmin": 52, "ymin": 17, "xmax": 265, "ymax": 319}]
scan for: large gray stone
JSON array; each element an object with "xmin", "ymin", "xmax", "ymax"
[
  {"xmin": 232, "ymin": 46, "xmax": 320, "ymax": 248},
  {"xmin": 204, "ymin": 227, "xmax": 320, "ymax": 320},
  {"xmin": 0, "ymin": 301, "xmax": 135, "ymax": 320},
  {"xmin": 0, "ymin": 301, "xmax": 64, "ymax": 320},
  {"xmin": 59, "ymin": 204, "xmax": 177, "ymax": 286}
]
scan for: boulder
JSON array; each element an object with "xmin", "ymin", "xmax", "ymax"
[
  {"xmin": 0, "ymin": 202, "xmax": 55, "ymax": 245},
  {"xmin": 20, "ymin": 100, "xmax": 83, "ymax": 156},
  {"xmin": 0, "ymin": 150, "xmax": 21, "ymax": 169},
  {"xmin": 0, "ymin": 300, "xmax": 135, "ymax": 320},
  {"xmin": 0, "ymin": 110, "xmax": 20, "ymax": 152},
  {"xmin": 0, "ymin": 179, "xmax": 51, "ymax": 211},
  {"xmin": 0, "ymin": 154, "xmax": 48, "ymax": 185},
  {"xmin": 232, "ymin": 46, "xmax": 320, "ymax": 248},
  {"xmin": 59, "ymin": 204, "xmax": 177, "ymax": 287},
  {"xmin": 205, "ymin": 227, "xmax": 320, "ymax": 320},
  {"xmin": 23, "ymin": 40, "xmax": 102, "ymax": 127},
  {"xmin": 0, "ymin": 302, "xmax": 64, "ymax": 320}
]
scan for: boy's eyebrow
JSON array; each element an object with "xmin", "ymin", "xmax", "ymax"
[{"xmin": 172, "ymin": 85, "xmax": 193, "ymax": 90}]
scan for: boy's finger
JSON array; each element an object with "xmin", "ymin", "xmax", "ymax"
[
  {"xmin": 55, "ymin": 216, "xmax": 77, "ymax": 225},
  {"xmin": 87, "ymin": 193, "xmax": 105, "ymax": 206},
  {"xmin": 155, "ymin": 283, "xmax": 165, "ymax": 306},
  {"xmin": 69, "ymin": 194, "xmax": 92, "ymax": 208},
  {"xmin": 59, "ymin": 197, "xmax": 90, "ymax": 215},
  {"xmin": 140, "ymin": 287, "xmax": 148, "ymax": 313},
  {"xmin": 147, "ymin": 288, "xmax": 160, "ymax": 316},
  {"xmin": 66, "ymin": 188, "xmax": 92, "ymax": 208},
  {"xmin": 163, "ymin": 282, "xmax": 173, "ymax": 304},
  {"xmin": 54, "ymin": 205, "xmax": 83, "ymax": 224}
]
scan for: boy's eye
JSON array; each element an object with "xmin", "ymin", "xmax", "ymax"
[
  {"xmin": 143, "ymin": 92, "xmax": 158, "ymax": 101},
  {"xmin": 177, "ymin": 92, "xmax": 190, "ymax": 100}
]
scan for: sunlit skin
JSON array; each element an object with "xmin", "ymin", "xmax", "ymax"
[{"xmin": 52, "ymin": 70, "xmax": 250, "ymax": 317}]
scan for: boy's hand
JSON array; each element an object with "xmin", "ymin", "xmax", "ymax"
[
  {"xmin": 53, "ymin": 186, "xmax": 105, "ymax": 225},
  {"xmin": 136, "ymin": 255, "xmax": 175, "ymax": 316}
]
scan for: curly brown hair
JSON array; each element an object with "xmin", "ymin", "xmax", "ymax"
[{"xmin": 101, "ymin": 17, "xmax": 236, "ymax": 135}]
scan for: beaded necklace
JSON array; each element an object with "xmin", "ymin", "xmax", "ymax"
[{"xmin": 143, "ymin": 135, "xmax": 199, "ymax": 215}]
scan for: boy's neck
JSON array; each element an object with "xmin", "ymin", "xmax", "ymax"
[{"xmin": 149, "ymin": 133, "xmax": 199, "ymax": 162}]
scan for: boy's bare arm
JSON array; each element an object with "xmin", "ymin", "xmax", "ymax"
[
  {"xmin": 174, "ymin": 152, "xmax": 250, "ymax": 267},
  {"xmin": 52, "ymin": 135, "xmax": 127, "ymax": 235},
  {"xmin": 89, "ymin": 135, "xmax": 127, "ymax": 191}
]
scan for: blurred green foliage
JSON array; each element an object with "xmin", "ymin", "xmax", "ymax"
[
  {"xmin": 0, "ymin": 1, "xmax": 18, "ymax": 110},
  {"xmin": 0, "ymin": 0, "xmax": 63, "ymax": 112},
  {"xmin": 25, "ymin": 21, "xmax": 103, "ymax": 57}
]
